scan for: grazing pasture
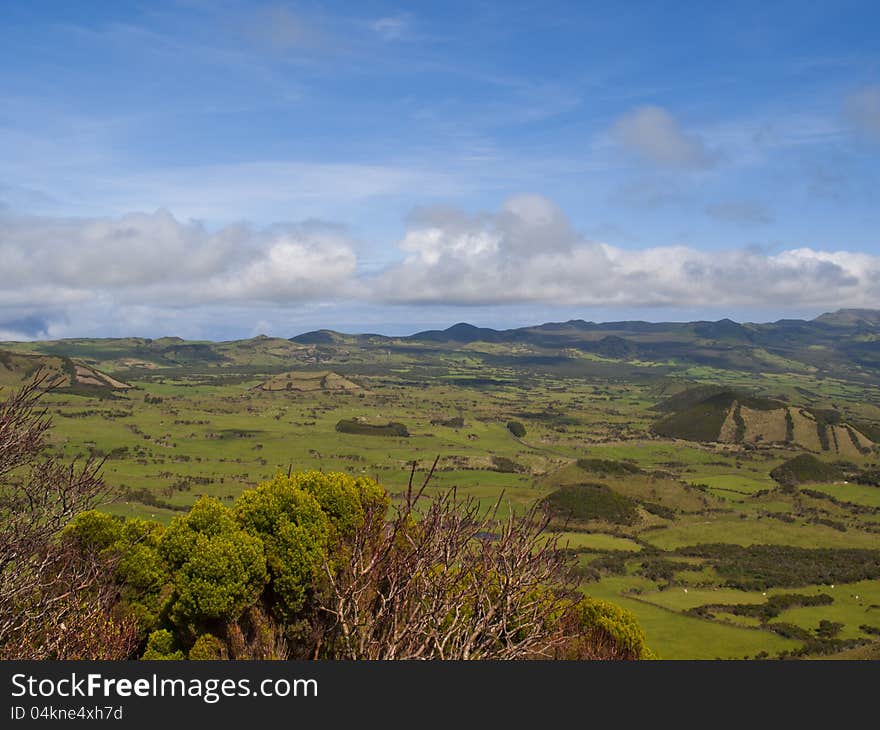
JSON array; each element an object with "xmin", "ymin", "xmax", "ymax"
[{"xmin": 2, "ymin": 320, "xmax": 879, "ymax": 659}]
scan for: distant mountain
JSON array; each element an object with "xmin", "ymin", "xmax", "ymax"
[
  {"xmin": 409, "ymin": 322, "xmax": 509, "ymax": 343},
  {"xmin": 2, "ymin": 309, "xmax": 878, "ymax": 386},
  {"xmin": 692, "ymin": 319, "xmax": 754, "ymax": 343},
  {"xmin": 389, "ymin": 310, "xmax": 880, "ymax": 379},
  {"xmin": 813, "ymin": 309, "xmax": 880, "ymax": 328},
  {"xmin": 290, "ymin": 329, "xmax": 348, "ymax": 345}
]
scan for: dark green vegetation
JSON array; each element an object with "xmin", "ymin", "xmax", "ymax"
[
  {"xmin": 686, "ymin": 593, "xmax": 833, "ymax": 622},
  {"xmin": 677, "ymin": 545, "xmax": 880, "ymax": 590},
  {"xmin": 431, "ymin": 416, "xmax": 464, "ymax": 428},
  {"xmin": 1, "ymin": 308, "xmax": 879, "ymax": 659},
  {"xmin": 542, "ymin": 483, "xmax": 640, "ymax": 525},
  {"xmin": 506, "ymin": 420, "xmax": 526, "ymax": 437},
  {"xmin": 576, "ymin": 458, "xmax": 643, "ymax": 476},
  {"xmin": 334, "ymin": 419, "xmax": 409, "ymax": 437},
  {"xmin": 770, "ymin": 454, "xmax": 844, "ymax": 485}
]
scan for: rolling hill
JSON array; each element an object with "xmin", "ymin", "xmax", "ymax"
[
  {"xmin": 651, "ymin": 387, "xmax": 874, "ymax": 456},
  {"xmin": 255, "ymin": 370, "xmax": 362, "ymax": 393},
  {"xmin": 1, "ymin": 308, "xmax": 878, "ymax": 388},
  {"xmin": 0, "ymin": 350, "xmax": 131, "ymax": 392}
]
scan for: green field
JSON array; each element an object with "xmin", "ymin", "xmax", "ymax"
[{"xmin": 3, "ymin": 325, "xmax": 880, "ymax": 660}]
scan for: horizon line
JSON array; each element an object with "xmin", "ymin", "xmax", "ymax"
[{"xmin": 2, "ymin": 307, "xmax": 877, "ymax": 345}]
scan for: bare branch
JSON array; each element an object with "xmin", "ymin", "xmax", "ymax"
[
  {"xmin": 318, "ymin": 465, "xmax": 580, "ymax": 660},
  {"xmin": 0, "ymin": 377, "xmax": 126, "ymax": 659}
]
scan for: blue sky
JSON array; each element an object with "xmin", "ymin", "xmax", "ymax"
[{"xmin": 1, "ymin": 0, "xmax": 879, "ymax": 339}]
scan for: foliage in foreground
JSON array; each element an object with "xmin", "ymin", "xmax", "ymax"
[
  {"xmin": 0, "ymin": 379, "xmax": 651, "ymax": 660},
  {"xmin": 68, "ymin": 467, "xmax": 651, "ymax": 660},
  {"xmin": 0, "ymin": 376, "xmax": 137, "ymax": 660}
]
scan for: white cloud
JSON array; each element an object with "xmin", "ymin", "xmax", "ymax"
[
  {"xmin": 205, "ymin": 230, "xmax": 356, "ymax": 302},
  {"xmin": 846, "ymin": 86, "xmax": 880, "ymax": 141},
  {"xmin": 2, "ymin": 198, "xmax": 878, "ymax": 339},
  {"xmin": 0, "ymin": 209, "xmax": 358, "ymax": 309},
  {"xmin": 611, "ymin": 106, "xmax": 714, "ymax": 169},
  {"xmin": 370, "ymin": 196, "xmax": 879, "ymax": 309}
]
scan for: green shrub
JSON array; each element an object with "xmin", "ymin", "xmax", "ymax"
[
  {"xmin": 234, "ymin": 481, "xmax": 327, "ymax": 622},
  {"xmin": 188, "ymin": 633, "xmax": 225, "ymax": 660},
  {"xmin": 65, "ymin": 512, "xmax": 168, "ymax": 640},
  {"xmin": 141, "ymin": 630, "xmax": 184, "ymax": 660},
  {"xmin": 770, "ymin": 454, "xmax": 843, "ymax": 485},
  {"xmin": 492, "ymin": 455, "xmax": 522, "ymax": 473},
  {"xmin": 63, "ymin": 510, "xmax": 123, "ymax": 551},
  {"xmin": 431, "ymin": 416, "xmax": 464, "ymax": 428},
  {"xmin": 576, "ymin": 458, "xmax": 642, "ymax": 476},
  {"xmin": 541, "ymin": 483, "xmax": 640, "ymax": 525},
  {"xmin": 287, "ymin": 470, "xmax": 388, "ymax": 539},
  {"xmin": 160, "ymin": 498, "xmax": 267, "ymax": 635},
  {"xmin": 335, "ymin": 419, "xmax": 409, "ymax": 437},
  {"xmin": 506, "ymin": 420, "xmax": 526, "ymax": 437},
  {"xmin": 569, "ymin": 597, "xmax": 655, "ymax": 659}
]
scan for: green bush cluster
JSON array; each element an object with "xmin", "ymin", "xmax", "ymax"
[
  {"xmin": 564, "ymin": 597, "xmax": 656, "ymax": 660},
  {"xmin": 541, "ymin": 483, "xmax": 640, "ymax": 525},
  {"xmin": 575, "ymin": 458, "xmax": 643, "ymax": 476},
  {"xmin": 491, "ymin": 455, "xmax": 522, "ymax": 473},
  {"xmin": 506, "ymin": 420, "xmax": 526, "ymax": 437},
  {"xmin": 769, "ymin": 454, "xmax": 844, "ymax": 485},
  {"xmin": 686, "ymin": 593, "xmax": 833, "ymax": 623},
  {"xmin": 679, "ymin": 543, "xmax": 880, "ymax": 589},
  {"xmin": 65, "ymin": 470, "xmax": 388, "ymax": 661},
  {"xmin": 65, "ymin": 468, "xmax": 650, "ymax": 662},
  {"xmin": 334, "ymin": 419, "xmax": 409, "ymax": 437},
  {"xmin": 430, "ymin": 416, "xmax": 464, "ymax": 428}
]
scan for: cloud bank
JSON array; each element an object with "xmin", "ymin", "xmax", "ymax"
[
  {"xmin": 0, "ymin": 210, "xmax": 356, "ymax": 310},
  {"xmin": 369, "ymin": 195, "xmax": 878, "ymax": 308},
  {"xmin": 0, "ymin": 197, "xmax": 877, "ymax": 339}
]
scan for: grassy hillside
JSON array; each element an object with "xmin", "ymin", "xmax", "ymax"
[
  {"xmin": 256, "ymin": 370, "xmax": 362, "ymax": 393},
  {"xmin": 0, "ymin": 349, "xmax": 131, "ymax": 393},
  {"xmin": 651, "ymin": 386, "xmax": 875, "ymax": 456}
]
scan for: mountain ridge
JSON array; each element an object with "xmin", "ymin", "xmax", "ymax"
[{"xmin": 2, "ymin": 309, "xmax": 878, "ymax": 385}]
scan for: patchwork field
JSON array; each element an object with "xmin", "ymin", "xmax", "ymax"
[{"xmin": 2, "ymin": 316, "xmax": 879, "ymax": 659}]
